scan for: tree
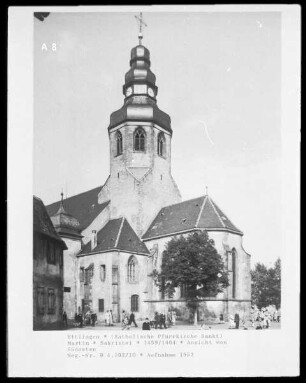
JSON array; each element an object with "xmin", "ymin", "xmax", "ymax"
[
  {"xmin": 152, "ymin": 231, "xmax": 229, "ymax": 325},
  {"xmin": 251, "ymin": 258, "xmax": 281, "ymax": 309}
]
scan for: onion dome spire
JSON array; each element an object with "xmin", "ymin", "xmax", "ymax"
[
  {"xmin": 50, "ymin": 192, "xmax": 82, "ymax": 239},
  {"xmin": 108, "ymin": 13, "xmax": 172, "ymax": 134}
]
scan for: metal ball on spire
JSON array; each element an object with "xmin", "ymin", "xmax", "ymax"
[{"xmin": 134, "ymin": 12, "xmax": 147, "ymax": 45}]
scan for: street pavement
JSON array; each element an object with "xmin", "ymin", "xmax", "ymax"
[{"xmin": 65, "ymin": 320, "xmax": 281, "ymax": 331}]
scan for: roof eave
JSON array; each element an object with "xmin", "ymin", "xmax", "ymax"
[
  {"xmin": 78, "ymin": 248, "xmax": 149, "ymax": 257},
  {"xmin": 142, "ymin": 227, "xmax": 243, "ymax": 241}
]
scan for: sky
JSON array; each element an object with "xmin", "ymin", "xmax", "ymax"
[{"xmin": 34, "ymin": 11, "xmax": 282, "ymax": 267}]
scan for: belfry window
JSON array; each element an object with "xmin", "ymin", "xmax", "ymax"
[
  {"xmin": 134, "ymin": 128, "xmax": 145, "ymax": 151},
  {"xmin": 116, "ymin": 131, "xmax": 123, "ymax": 156},
  {"xmin": 157, "ymin": 132, "xmax": 165, "ymax": 157}
]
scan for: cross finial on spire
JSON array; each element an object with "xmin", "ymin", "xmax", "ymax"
[
  {"xmin": 135, "ymin": 12, "xmax": 148, "ymax": 45},
  {"xmin": 61, "ymin": 189, "xmax": 64, "ymax": 205},
  {"xmin": 205, "ymin": 186, "xmax": 209, "ymax": 196}
]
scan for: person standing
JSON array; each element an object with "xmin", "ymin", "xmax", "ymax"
[
  {"xmin": 160, "ymin": 313, "xmax": 167, "ymax": 329},
  {"xmin": 167, "ymin": 310, "xmax": 172, "ymax": 327},
  {"xmin": 172, "ymin": 311, "xmax": 176, "ymax": 326},
  {"xmin": 229, "ymin": 315, "xmax": 235, "ymax": 329},
  {"xmin": 91, "ymin": 312, "xmax": 97, "ymax": 327},
  {"xmin": 154, "ymin": 312, "xmax": 159, "ymax": 329},
  {"xmin": 234, "ymin": 312, "xmax": 240, "ymax": 329},
  {"xmin": 63, "ymin": 311, "xmax": 68, "ymax": 327},
  {"xmin": 105, "ymin": 310, "xmax": 110, "ymax": 326},
  {"xmin": 277, "ymin": 308, "xmax": 281, "ymax": 323},
  {"xmin": 109, "ymin": 310, "xmax": 113, "ymax": 326},
  {"xmin": 129, "ymin": 312, "xmax": 138, "ymax": 327}
]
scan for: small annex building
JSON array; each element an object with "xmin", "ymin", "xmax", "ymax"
[{"xmin": 33, "ymin": 196, "xmax": 67, "ymax": 329}]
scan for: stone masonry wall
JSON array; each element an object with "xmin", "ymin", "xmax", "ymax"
[{"xmin": 108, "ymin": 122, "xmax": 181, "ymax": 237}]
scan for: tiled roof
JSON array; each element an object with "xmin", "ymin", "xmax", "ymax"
[
  {"xmin": 33, "ymin": 196, "xmax": 67, "ymax": 249},
  {"xmin": 80, "ymin": 217, "xmax": 149, "ymax": 256},
  {"xmin": 142, "ymin": 195, "xmax": 242, "ymax": 240},
  {"xmin": 50, "ymin": 199, "xmax": 82, "ymax": 239},
  {"xmin": 46, "ymin": 186, "xmax": 109, "ymax": 231}
]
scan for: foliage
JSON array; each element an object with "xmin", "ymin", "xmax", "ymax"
[
  {"xmin": 152, "ymin": 231, "xmax": 229, "ymax": 316},
  {"xmin": 251, "ymin": 258, "xmax": 281, "ymax": 309}
]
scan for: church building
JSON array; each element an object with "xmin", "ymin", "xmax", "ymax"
[{"xmin": 45, "ymin": 28, "xmax": 251, "ymax": 324}]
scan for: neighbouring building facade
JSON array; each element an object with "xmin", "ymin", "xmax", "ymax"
[
  {"xmin": 33, "ymin": 196, "xmax": 67, "ymax": 330},
  {"xmin": 44, "ymin": 35, "xmax": 251, "ymax": 324}
]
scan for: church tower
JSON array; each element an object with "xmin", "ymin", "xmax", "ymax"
[{"xmin": 99, "ymin": 23, "xmax": 181, "ymax": 236}]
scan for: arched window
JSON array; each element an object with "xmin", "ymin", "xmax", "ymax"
[
  {"xmin": 116, "ymin": 131, "xmax": 123, "ymax": 156},
  {"xmin": 180, "ymin": 283, "xmax": 187, "ymax": 298},
  {"xmin": 131, "ymin": 294, "xmax": 139, "ymax": 312},
  {"xmin": 232, "ymin": 248, "xmax": 236, "ymax": 299},
  {"xmin": 161, "ymin": 276, "xmax": 166, "ymax": 299},
  {"xmin": 128, "ymin": 256, "xmax": 138, "ymax": 283},
  {"xmin": 134, "ymin": 128, "xmax": 146, "ymax": 151},
  {"xmin": 157, "ymin": 132, "xmax": 165, "ymax": 156}
]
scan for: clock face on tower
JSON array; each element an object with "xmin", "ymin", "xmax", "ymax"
[
  {"xmin": 126, "ymin": 87, "xmax": 132, "ymax": 97},
  {"xmin": 148, "ymin": 87, "xmax": 154, "ymax": 97}
]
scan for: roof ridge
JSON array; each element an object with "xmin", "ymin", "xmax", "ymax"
[
  {"xmin": 209, "ymin": 197, "xmax": 242, "ymax": 233},
  {"xmin": 195, "ymin": 195, "xmax": 208, "ymax": 228},
  {"xmin": 115, "ymin": 217, "xmax": 125, "ymax": 248},
  {"xmin": 47, "ymin": 185, "xmax": 104, "ymax": 206},
  {"xmin": 207, "ymin": 196, "xmax": 226, "ymax": 228},
  {"xmin": 159, "ymin": 195, "xmax": 205, "ymax": 211}
]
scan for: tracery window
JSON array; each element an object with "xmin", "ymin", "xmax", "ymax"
[
  {"xmin": 161, "ymin": 276, "xmax": 166, "ymax": 300},
  {"xmin": 134, "ymin": 128, "xmax": 146, "ymax": 151},
  {"xmin": 128, "ymin": 256, "xmax": 138, "ymax": 283},
  {"xmin": 180, "ymin": 283, "xmax": 187, "ymax": 299},
  {"xmin": 116, "ymin": 130, "xmax": 123, "ymax": 156},
  {"xmin": 232, "ymin": 248, "xmax": 236, "ymax": 299},
  {"xmin": 157, "ymin": 132, "xmax": 165, "ymax": 156}
]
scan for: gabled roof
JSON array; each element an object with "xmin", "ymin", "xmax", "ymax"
[
  {"xmin": 142, "ymin": 195, "xmax": 242, "ymax": 240},
  {"xmin": 33, "ymin": 196, "xmax": 67, "ymax": 249},
  {"xmin": 46, "ymin": 186, "xmax": 109, "ymax": 231},
  {"xmin": 80, "ymin": 217, "xmax": 149, "ymax": 256}
]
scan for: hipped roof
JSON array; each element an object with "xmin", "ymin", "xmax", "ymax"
[
  {"xmin": 142, "ymin": 195, "xmax": 242, "ymax": 240},
  {"xmin": 80, "ymin": 217, "xmax": 149, "ymax": 256}
]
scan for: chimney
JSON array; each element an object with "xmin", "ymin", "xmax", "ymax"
[{"xmin": 91, "ymin": 230, "xmax": 97, "ymax": 250}]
